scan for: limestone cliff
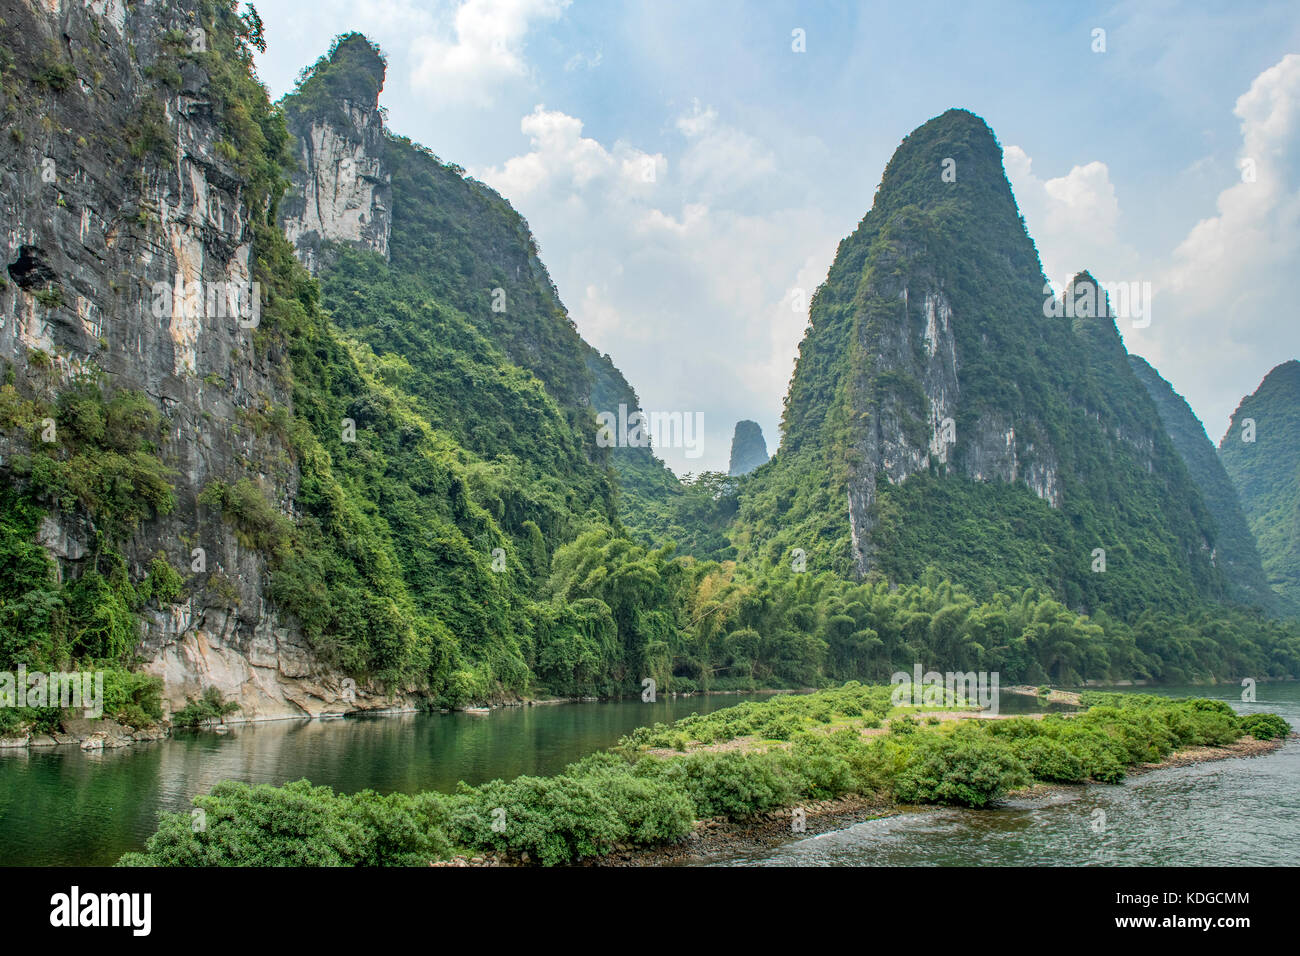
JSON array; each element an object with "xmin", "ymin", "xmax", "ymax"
[
  {"xmin": 279, "ymin": 34, "xmax": 391, "ymax": 273},
  {"xmin": 0, "ymin": 0, "xmax": 396, "ymax": 719},
  {"xmin": 732, "ymin": 109, "xmax": 1225, "ymax": 614}
]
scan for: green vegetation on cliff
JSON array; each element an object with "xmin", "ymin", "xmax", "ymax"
[
  {"xmin": 729, "ymin": 112, "xmax": 1229, "ymax": 623},
  {"xmin": 2, "ymin": 17, "xmax": 1295, "ymax": 735},
  {"xmin": 1129, "ymin": 354, "xmax": 1276, "ymax": 612},
  {"xmin": 0, "ymin": 378, "xmax": 176, "ymax": 731},
  {"xmin": 1219, "ymin": 361, "xmax": 1300, "ymax": 613}
]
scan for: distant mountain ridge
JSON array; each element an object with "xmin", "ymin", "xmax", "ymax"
[
  {"xmin": 1128, "ymin": 355, "xmax": 1275, "ymax": 611},
  {"xmin": 0, "ymin": 0, "xmax": 1292, "ymax": 729},
  {"xmin": 728, "ymin": 421, "xmax": 770, "ymax": 476},
  {"xmin": 1219, "ymin": 360, "xmax": 1300, "ymax": 613}
]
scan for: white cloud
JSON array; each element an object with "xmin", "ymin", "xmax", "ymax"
[
  {"xmin": 634, "ymin": 203, "xmax": 710, "ymax": 238},
  {"xmin": 1004, "ymin": 145, "xmax": 1135, "ymax": 291},
  {"xmin": 1007, "ymin": 55, "xmax": 1300, "ymax": 444},
  {"xmin": 1164, "ymin": 54, "xmax": 1300, "ymax": 294},
  {"xmin": 486, "ymin": 105, "xmax": 664, "ymax": 197},
  {"xmin": 476, "ymin": 102, "xmax": 839, "ymax": 473},
  {"xmin": 563, "ymin": 50, "xmax": 602, "ymax": 72},
  {"xmin": 1146, "ymin": 53, "xmax": 1300, "ymax": 440},
  {"xmin": 675, "ymin": 99, "xmax": 777, "ymax": 204},
  {"xmin": 675, "ymin": 100, "xmax": 717, "ymax": 137},
  {"xmin": 410, "ymin": 0, "xmax": 570, "ymax": 107}
]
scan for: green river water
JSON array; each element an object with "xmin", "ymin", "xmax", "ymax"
[
  {"xmin": 0, "ymin": 685, "xmax": 1293, "ymax": 867},
  {"xmin": 0, "ymin": 694, "xmax": 764, "ymax": 866}
]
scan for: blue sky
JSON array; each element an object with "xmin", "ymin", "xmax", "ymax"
[{"xmin": 252, "ymin": 1, "xmax": 1300, "ymax": 474}]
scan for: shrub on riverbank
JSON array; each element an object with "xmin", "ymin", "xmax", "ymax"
[
  {"xmin": 116, "ymin": 685, "xmax": 1290, "ymax": 866},
  {"xmin": 1008, "ymin": 736, "xmax": 1088, "ymax": 783},
  {"xmin": 446, "ymin": 753, "xmax": 696, "ymax": 866},
  {"xmin": 1238, "ymin": 712, "xmax": 1291, "ymax": 740},
  {"xmin": 894, "ymin": 732, "xmax": 1031, "ymax": 807},
  {"xmin": 617, "ymin": 683, "xmax": 898, "ymax": 750},
  {"xmin": 117, "ymin": 779, "xmax": 452, "ymax": 866}
]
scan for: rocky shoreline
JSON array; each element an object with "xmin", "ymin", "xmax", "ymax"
[
  {"xmin": 0, "ymin": 717, "xmax": 168, "ymax": 751},
  {"xmin": 1126, "ymin": 734, "xmax": 1283, "ymax": 773},
  {"xmin": 1005, "ymin": 685, "xmax": 1083, "ymax": 706}
]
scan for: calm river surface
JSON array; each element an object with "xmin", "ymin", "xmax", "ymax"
[
  {"xmin": 2, "ymin": 685, "xmax": 1294, "ymax": 867},
  {"xmin": 0, "ymin": 694, "xmax": 763, "ymax": 866},
  {"xmin": 714, "ymin": 683, "xmax": 1300, "ymax": 867}
]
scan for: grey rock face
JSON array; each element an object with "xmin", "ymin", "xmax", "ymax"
[
  {"xmin": 0, "ymin": 0, "xmax": 399, "ymax": 719},
  {"xmin": 842, "ymin": 258, "xmax": 1061, "ymax": 576},
  {"xmin": 280, "ymin": 104, "xmax": 391, "ymax": 273},
  {"xmin": 278, "ymin": 34, "xmax": 392, "ymax": 274}
]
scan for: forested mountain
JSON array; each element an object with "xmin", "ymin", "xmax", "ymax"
[
  {"xmin": 1128, "ymin": 355, "xmax": 1277, "ymax": 612},
  {"xmin": 729, "ymin": 110, "xmax": 1225, "ymax": 619},
  {"xmin": 0, "ymin": 7, "xmax": 677, "ymax": 718},
  {"xmin": 1220, "ymin": 361, "xmax": 1300, "ymax": 612},
  {"xmin": 0, "ymin": 5, "xmax": 1294, "ymax": 739},
  {"xmin": 270, "ymin": 33, "xmax": 699, "ymax": 702}
]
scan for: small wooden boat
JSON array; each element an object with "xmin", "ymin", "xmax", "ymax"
[{"xmin": 463, "ymin": 707, "xmax": 491, "ymax": 715}]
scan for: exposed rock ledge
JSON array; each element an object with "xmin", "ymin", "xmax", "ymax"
[
  {"xmin": 139, "ymin": 603, "xmax": 415, "ymax": 722},
  {"xmin": 0, "ymin": 718, "xmax": 167, "ymax": 751}
]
